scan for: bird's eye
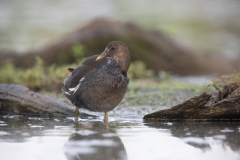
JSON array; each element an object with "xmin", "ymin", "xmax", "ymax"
[{"xmin": 111, "ymin": 47, "xmax": 115, "ymax": 50}]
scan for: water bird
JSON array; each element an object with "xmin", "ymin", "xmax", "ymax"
[{"xmin": 63, "ymin": 41, "xmax": 130, "ymax": 125}]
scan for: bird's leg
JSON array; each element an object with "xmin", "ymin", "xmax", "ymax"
[
  {"xmin": 104, "ymin": 112, "xmax": 108, "ymax": 123},
  {"xmin": 73, "ymin": 107, "xmax": 80, "ymax": 130},
  {"xmin": 74, "ymin": 107, "xmax": 79, "ymax": 118},
  {"xmin": 104, "ymin": 112, "xmax": 109, "ymax": 129},
  {"xmin": 74, "ymin": 118, "xmax": 80, "ymax": 131}
]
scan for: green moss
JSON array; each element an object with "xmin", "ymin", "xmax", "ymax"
[
  {"xmin": 0, "ymin": 60, "xmax": 21, "ymax": 84},
  {"xmin": 0, "ymin": 44, "xmax": 88, "ymax": 91},
  {"xmin": 21, "ymin": 57, "xmax": 45, "ymax": 90},
  {"xmin": 119, "ymin": 78, "xmax": 205, "ymax": 107},
  {"xmin": 128, "ymin": 60, "xmax": 154, "ymax": 79},
  {"xmin": 0, "ymin": 57, "xmax": 72, "ymax": 91},
  {"xmin": 0, "ymin": 54, "xmax": 154, "ymax": 91}
]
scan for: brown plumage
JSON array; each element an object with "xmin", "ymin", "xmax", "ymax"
[{"xmin": 62, "ymin": 41, "xmax": 130, "ymax": 122}]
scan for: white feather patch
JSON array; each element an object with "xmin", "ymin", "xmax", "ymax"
[
  {"xmin": 64, "ymin": 91, "xmax": 71, "ymax": 95},
  {"xmin": 68, "ymin": 77, "xmax": 84, "ymax": 93},
  {"xmin": 73, "ymin": 84, "xmax": 80, "ymax": 94},
  {"xmin": 79, "ymin": 77, "xmax": 85, "ymax": 82},
  {"xmin": 69, "ymin": 87, "xmax": 76, "ymax": 92}
]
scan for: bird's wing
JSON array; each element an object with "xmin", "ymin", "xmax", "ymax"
[{"xmin": 64, "ymin": 55, "xmax": 107, "ymax": 90}]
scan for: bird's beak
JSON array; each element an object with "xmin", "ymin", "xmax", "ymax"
[{"xmin": 96, "ymin": 52, "xmax": 107, "ymax": 61}]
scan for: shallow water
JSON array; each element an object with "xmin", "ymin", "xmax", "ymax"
[{"xmin": 1, "ymin": 110, "xmax": 240, "ymax": 160}]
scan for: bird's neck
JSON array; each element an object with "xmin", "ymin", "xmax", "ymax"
[
  {"xmin": 109, "ymin": 56, "xmax": 130, "ymax": 73},
  {"xmin": 105, "ymin": 59, "xmax": 122, "ymax": 75}
]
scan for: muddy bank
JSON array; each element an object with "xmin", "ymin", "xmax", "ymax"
[{"xmin": 0, "ymin": 19, "xmax": 236, "ymax": 75}]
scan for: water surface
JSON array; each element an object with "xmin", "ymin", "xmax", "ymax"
[{"xmin": 0, "ymin": 111, "xmax": 240, "ymax": 160}]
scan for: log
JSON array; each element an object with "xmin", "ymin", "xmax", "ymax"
[
  {"xmin": 0, "ymin": 84, "xmax": 91, "ymax": 117},
  {"xmin": 143, "ymin": 92, "xmax": 240, "ymax": 120}
]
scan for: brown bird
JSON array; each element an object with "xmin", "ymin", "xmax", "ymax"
[{"xmin": 62, "ymin": 41, "xmax": 130, "ymax": 125}]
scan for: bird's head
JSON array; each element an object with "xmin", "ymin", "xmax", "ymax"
[{"xmin": 96, "ymin": 41, "xmax": 130, "ymax": 73}]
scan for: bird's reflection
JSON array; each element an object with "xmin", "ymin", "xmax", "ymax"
[
  {"xmin": 64, "ymin": 121, "xmax": 128, "ymax": 160},
  {"xmin": 145, "ymin": 121, "xmax": 240, "ymax": 151}
]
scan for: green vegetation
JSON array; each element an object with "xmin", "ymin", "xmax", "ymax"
[
  {"xmin": 128, "ymin": 60, "xmax": 153, "ymax": 79},
  {"xmin": 3, "ymin": 55, "xmax": 236, "ymax": 107},
  {"xmin": 120, "ymin": 79, "xmax": 204, "ymax": 107},
  {"xmin": 0, "ymin": 57, "xmax": 154, "ymax": 91},
  {"xmin": 0, "ymin": 57, "xmax": 71, "ymax": 91},
  {"xmin": 207, "ymin": 72, "xmax": 240, "ymax": 91},
  {"xmin": 0, "ymin": 55, "xmax": 207, "ymax": 107}
]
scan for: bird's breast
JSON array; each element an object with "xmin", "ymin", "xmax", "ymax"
[{"xmin": 78, "ymin": 70, "xmax": 128, "ymax": 112}]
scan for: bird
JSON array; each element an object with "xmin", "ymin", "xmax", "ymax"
[{"xmin": 62, "ymin": 41, "xmax": 130, "ymax": 125}]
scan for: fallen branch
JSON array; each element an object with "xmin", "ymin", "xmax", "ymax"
[
  {"xmin": 0, "ymin": 84, "xmax": 91, "ymax": 117},
  {"xmin": 144, "ymin": 92, "xmax": 240, "ymax": 120}
]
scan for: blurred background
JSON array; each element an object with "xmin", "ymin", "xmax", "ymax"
[
  {"xmin": 0, "ymin": 0, "xmax": 240, "ymax": 91},
  {"xmin": 1, "ymin": 2, "xmax": 240, "ymax": 160},
  {"xmin": 1, "ymin": 0, "xmax": 240, "ymax": 58}
]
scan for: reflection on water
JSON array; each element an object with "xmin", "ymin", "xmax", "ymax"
[
  {"xmin": 0, "ymin": 115, "xmax": 240, "ymax": 160},
  {"xmin": 145, "ymin": 121, "xmax": 240, "ymax": 152},
  {"xmin": 65, "ymin": 121, "xmax": 127, "ymax": 160}
]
